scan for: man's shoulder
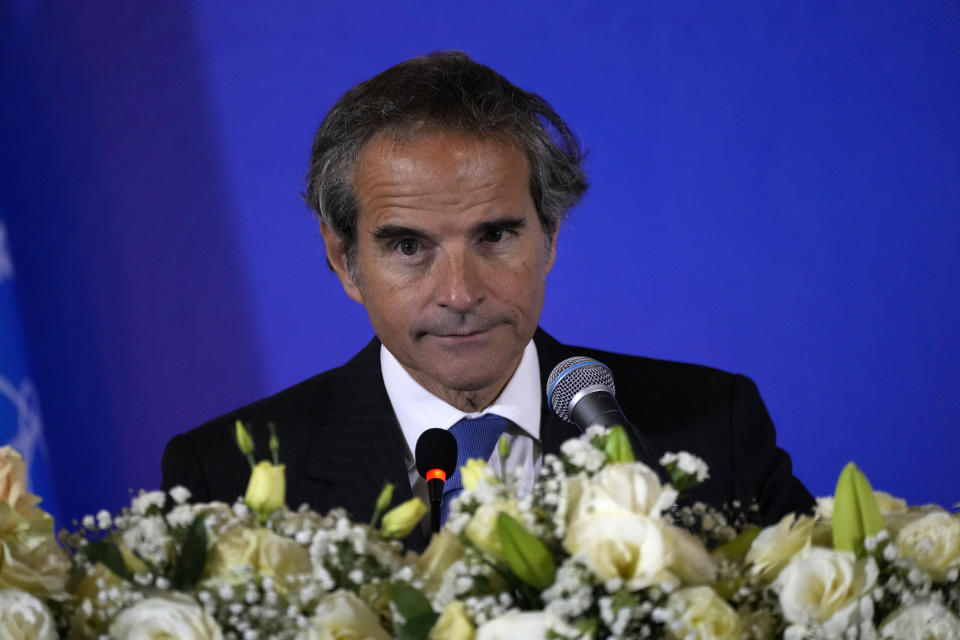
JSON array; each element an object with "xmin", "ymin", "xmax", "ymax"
[
  {"xmin": 177, "ymin": 337, "xmax": 382, "ymax": 448},
  {"xmin": 543, "ymin": 333, "xmax": 742, "ymax": 399},
  {"xmin": 161, "ymin": 337, "xmax": 391, "ymax": 504}
]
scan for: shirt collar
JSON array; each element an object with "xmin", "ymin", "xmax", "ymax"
[{"xmin": 380, "ymin": 340, "xmax": 542, "ymax": 457}]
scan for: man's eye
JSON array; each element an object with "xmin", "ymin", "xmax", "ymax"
[
  {"xmin": 482, "ymin": 228, "xmax": 506, "ymax": 243},
  {"xmin": 397, "ymin": 239, "xmax": 419, "ymax": 256}
]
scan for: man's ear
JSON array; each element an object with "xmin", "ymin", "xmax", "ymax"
[
  {"xmin": 319, "ymin": 221, "xmax": 363, "ymax": 304},
  {"xmin": 546, "ymin": 227, "xmax": 559, "ymax": 272}
]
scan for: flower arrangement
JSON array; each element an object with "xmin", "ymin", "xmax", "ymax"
[{"xmin": 0, "ymin": 422, "xmax": 957, "ymax": 639}]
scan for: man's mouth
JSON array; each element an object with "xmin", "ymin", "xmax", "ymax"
[
  {"xmin": 429, "ymin": 327, "xmax": 493, "ymax": 343},
  {"xmin": 437, "ymin": 328, "xmax": 487, "ymax": 338},
  {"xmin": 415, "ymin": 319, "xmax": 507, "ymax": 342}
]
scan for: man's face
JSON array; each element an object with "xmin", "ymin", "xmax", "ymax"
[{"xmin": 320, "ymin": 131, "xmax": 557, "ymax": 410}]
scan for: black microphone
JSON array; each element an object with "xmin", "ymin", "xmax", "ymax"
[
  {"xmin": 546, "ymin": 356, "xmax": 656, "ymax": 464},
  {"xmin": 546, "ymin": 356, "xmax": 628, "ymax": 431},
  {"xmin": 415, "ymin": 428, "xmax": 457, "ymax": 533}
]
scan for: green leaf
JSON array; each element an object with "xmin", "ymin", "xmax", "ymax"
[
  {"xmin": 496, "ymin": 513, "xmax": 556, "ymax": 590},
  {"xmin": 390, "ymin": 583, "xmax": 437, "ymax": 640},
  {"xmin": 172, "ymin": 515, "xmax": 208, "ymax": 591},
  {"xmin": 396, "ymin": 613, "xmax": 439, "ymax": 640},
  {"xmin": 78, "ymin": 541, "xmax": 133, "ymax": 581},
  {"xmin": 713, "ymin": 527, "xmax": 761, "ymax": 561},
  {"xmin": 603, "ymin": 425, "xmax": 635, "ymax": 463},
  {"xmin": 832, "ymin": 462, "xmax": 882, "ymax": 556}
]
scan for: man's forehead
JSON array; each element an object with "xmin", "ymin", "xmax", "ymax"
[
  {"xmin": 352, "ymin": 131, "xmax": 530, "ymax": 200},
  {"xmin": 356, "ymin": 128, "xmax": 526, "ymax": 173}
]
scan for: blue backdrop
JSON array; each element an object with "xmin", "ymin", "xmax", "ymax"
[{"xmin": 1, "ymin": 2, "xmax": 957, "ymax": 526}]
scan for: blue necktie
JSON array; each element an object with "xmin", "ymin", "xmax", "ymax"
[{"xmin": 440, "ymin": 414, "xmax": 510, "ymax": 524}]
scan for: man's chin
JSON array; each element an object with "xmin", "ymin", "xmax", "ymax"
[{"xmin": 429, "ymin": 370, "xmax": 501, "ymax": 393}]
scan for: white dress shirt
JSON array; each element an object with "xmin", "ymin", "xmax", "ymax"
[{"xmin": 380, "ymin": 340, "xmax": 543, "ymax": 499}]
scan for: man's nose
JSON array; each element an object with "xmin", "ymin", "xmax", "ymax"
[{"xmin": 434, "ymin": 247, "xmax": 484, "ymax": 312}]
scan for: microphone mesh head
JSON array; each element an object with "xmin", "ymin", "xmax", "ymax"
[
  {"xmin": 546, "ymin": 356, "xmax": 615, "ymax": 422},
  {"xmin": 415, "ymin": 428, "xmax": 458, "ymax": 478}
]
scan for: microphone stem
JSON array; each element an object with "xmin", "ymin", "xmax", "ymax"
[
  {"xmin": 430, "ymin": 499, "xmax": 442, "ymax": 532},
  {"xmin": 426, "ymin": 477, "xmax": 444, "ymax": 533}
]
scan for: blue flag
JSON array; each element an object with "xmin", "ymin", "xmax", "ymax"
[{"xmin": 0, "ymin": 213, "xmax": 60, "ymax": 523}]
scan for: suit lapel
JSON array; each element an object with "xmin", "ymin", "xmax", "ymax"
[
  {"xmin": 300, "ymin": 338, "xmax": 427, "ymax": 549},
  {"xmin": 535, "ymin": 329, "xmax": 584, "ymax": 456}
]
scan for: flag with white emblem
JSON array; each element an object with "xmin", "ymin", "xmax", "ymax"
[{"xmin": 0, "ymin": 211, "xmax": 59, "ymax": 522}]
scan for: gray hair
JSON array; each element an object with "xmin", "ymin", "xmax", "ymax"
[{"xmin": 304, "ymin": 51, "xmax": 588, "ymax": 269}]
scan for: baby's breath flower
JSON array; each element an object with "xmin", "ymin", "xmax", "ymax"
[
  {"xmin": 130, "ymin": 489, "xmax": 166, "ymax": 515},
  {"xmin": 168, "ymin": 485, "xmax": 192, "ymax": 504},
  {"xmin": 96, "ymin": 509, "xmax": 113, "ymax": 529}
]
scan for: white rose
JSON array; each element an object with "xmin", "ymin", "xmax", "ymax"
[
  {"xmin": 476, "ymin": 611, "xmax": 547, "ymax": 640},
  {"xmin": 774, "ymin": 547, "xmax": 877, "ymax": 632},
  {"xmin": 255, "ymin": 529, "xmax": 311, "ymax": 581},
  {"xmin": 418, "ymin": 529, "xmax": 466, "ymax": 593},
  {"xmin": 880, "ymin": 600, "xmax": 960, "ymax": 639},
  {"xmin": 564, "ymin": 464, "xmax": 713, "ymax": 588},
  {"xmin": 301, "ymin": 590, "xmax": 391, "ymax": 640},
  {"xmin": 564, "ymin": 510, "xmax": 676, "ymax": 589},
  {"xmin": 568, "ymin": 462, "xmax": 677, "ymax": 523},
  {"xmin": 895, "ymin": 511, "xmax": 960, "ymax": 582},
  {"xmin": 0, "ymin": 503, "xmax": 71, "ymax": 598},
  {"xmin": 203, "ymin": 527, "xmax": 310, "ymax": 586},
  {"xmin": 874, "ymin": 491, "xmax": 908, "ymax": 514},
  {"xmin": 746, "ymin": 513, "xmax": 815, "ymax": 583},
  {"xmin": 0, "ymin": 447, "xmax": 44, "ymax": 521},
  {"xmin": 0, "ymin": 588, "xmax": 56, "ymax": 640},
  {"xmin": 665, "ymin": 586, "xmax": 741, "ymax": 640},
  {"xmin": 109, "ymin": 594, "xmax": 223, "ymax": 639},
  {"xmin": 883, "ymin": 504, "xmax": 944, "ymax": 538}
]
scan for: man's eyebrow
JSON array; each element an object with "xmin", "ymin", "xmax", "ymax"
[
  {"xmin": 371, "ymin": 225, "xmax": 430, "ymax": 242},
  {"xmin": 473, "ymin": 216, "xmax": 527, "ymax": 234}
]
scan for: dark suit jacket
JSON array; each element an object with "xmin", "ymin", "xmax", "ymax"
[{"xmin": 162, "ymin": 329, "xmax": 813, "ymax": 551}]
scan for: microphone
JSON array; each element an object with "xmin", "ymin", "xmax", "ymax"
[
  {"xmin": 415, "ymin": 428, "xmax": 457, "ymax": 533},
  {"xmin": 546, "ymin": 356, "xmax": 628, "ymax": 431}
]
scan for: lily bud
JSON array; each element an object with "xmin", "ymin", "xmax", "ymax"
[
  {"xmin": 235, "ymin": 421, "xmax": 255, "ymax": 455},
  {"xmin": 832, "ymin": 462, "xmax": 883, "ymax": 556},
  {"xmin": 498, "ymin": 434, "xmax": 510, "ymax": 461},
  {"xmin": 496, "ymin": 512, "xmax": 556, "ymax": 590},
  {"xmin": 245, "ymin": 461, "xmax": 286, "ymax": 523},
  {"xmin": 380, "ymin": 498, "xmax": 428, "ymax": 539},
  {"xmin": 268, "ymin": 423, "xmax": 280, "ymax": 461},
  {"xmin": 375, "ymin": 483, "xmax": 395, "ymax": 514}
]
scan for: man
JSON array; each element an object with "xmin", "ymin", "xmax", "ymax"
[{"xmin": 162, "ymin": 51, "xmax": 812, "ymax": 551}]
